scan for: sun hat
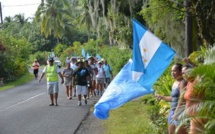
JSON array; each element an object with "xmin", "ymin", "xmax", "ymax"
[
  {"xmin": 76, "ymin": 59, "xmax": 84, "ymax": 65},
  {"xmin": 98, "ymin": 61, "xmax": 103, "ymax": 64}
]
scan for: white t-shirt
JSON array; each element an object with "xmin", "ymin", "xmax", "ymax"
[
  {"xmin": 90, "ymin": 64, "xmax": 96, "ymax": 77},
  {"xmin": 96, "ymin": 67, "xmax": 105, "ymax": 78},
  {"xmin": 43, "ymin": 65, "xmax": 61, "ymax": 84}
]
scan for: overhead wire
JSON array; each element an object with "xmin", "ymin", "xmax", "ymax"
[{"xmin": 3, "ymin": 3, "xmax": 40, "ymax": 8}]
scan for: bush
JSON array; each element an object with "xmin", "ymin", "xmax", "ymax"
[{"xmin": 0, "ymin": 32, "xmax": 31, "ymax": 82}]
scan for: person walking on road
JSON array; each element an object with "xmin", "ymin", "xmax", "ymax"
[
  {"xmin": 96, "ymin": 61, "xmax": 106, "ymax": 96},
  {"xmin": 32, "ymin": 59, "xmax": 40, "ymax": 79},
  {"xmin": 84, "ymin": 60, "xmax": 93, "ymax": 99},
  {"xmin": 89, "ymin": 56, "xmax": 98, "ymax": 96},
  {"xmin": 70, "ymin": 57, "xmax": 77, "ymax": 97},
  {"xmin": 103, "ymin": 60, "xmax": 113, "ymax": 89},
  {"xmin": 39, "ymin": 57, "xmax": 64, "ymax": 106},
  {"xmin": 62, "ymin": 63, "xmax": 73, "ymax": 100},
  {"xmin": 72, "ymin": 59, "xmax": 90, "ymax": 106}
]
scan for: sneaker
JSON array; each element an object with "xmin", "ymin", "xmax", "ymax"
[
  {"xmin": 84, "ymin": 100, "xmax": 87, "ymax": 105},
  {"xmin": 78, "ymin": 102, "xmax": 82, "ymax": 106},
  {"xmin": 99, "ymin": 91, "xmax": 103, "ymax": 96},
  {"xmin": 95, "ymin": 90, "xmax": 99, "ymax": 95},
  {"xmin": 73, "ymin": 94, "xmax": 76, "ymax": 97}
]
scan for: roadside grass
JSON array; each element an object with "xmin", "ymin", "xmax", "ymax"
[
  {"xmin": 103, "ymin": 100, "xmax": 157, "ymax": 134},
  {"xmin": 0, "ymin": 73, "xmax": 34, "ymax": 91}
]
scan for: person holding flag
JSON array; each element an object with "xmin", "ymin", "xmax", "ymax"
[{"xmin": 94, "ymin": 19, "xmax": 175, "ymax": 120}]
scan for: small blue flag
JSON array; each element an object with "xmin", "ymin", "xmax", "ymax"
[
  {"xmin": 86, "ymin": 52, "xmax": 90, "ymax": 60},
  {"xmin": 73, "ymin": 53, "xmax": 77, "ymax": 58},
  {"xmin": 96, "ymin": 53, "xmax": 102, "ymax": 60},
  {"xmin": 82, "ymin": 47, "xmax": 85, "ymax": 58}
]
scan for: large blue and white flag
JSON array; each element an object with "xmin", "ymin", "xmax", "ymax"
[
  {"xmin": 94, "ymin": 60, "xmax": 153, "ymax": 119},
  {"xmin": 82, "ymin": 47, "xmax": 85, "ymax": 58},
  {"xmin": 94, "ymin": 19, "xmax": 175, "ymax": 120},
  {"xmin": 132, "ymin": 19, "xmax": 175, "ymax": 90}
]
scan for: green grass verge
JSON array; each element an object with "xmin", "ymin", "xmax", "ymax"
[
  {"xmin": 0, "ymin": 73, "xmax": 34, "ymax": 91},
  {"xmin": 103, "ymin": 100, "xmax": 157, "ymax": 134}
]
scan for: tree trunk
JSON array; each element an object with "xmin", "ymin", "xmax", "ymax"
[{"xmin": 185, "ymin": 0, "xmax": 192, "ymax": 57}]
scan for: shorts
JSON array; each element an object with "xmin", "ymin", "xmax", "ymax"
[
  {"xmin": 168, "ymin": 110, "xmax": 178, "ymax": 125},
  {"xmin": 96, "ymin": 78, "xmax": 104, "ymax": 84},
  {"xmin": 105, "ymin": 77, "xmax": 111, "ymax": 84},
  {"xmin": 47, "ymin": 82, "xmax": 59, "ymax": 94},
  {"xmin": 76, "ymin": 85, "xmax": 87, "ymax": 95},
  {"xmin": 92, "ymin": 74, "xmax": 96, "ymax": 81},
  {"xmin": 64, "ymin": 79, "xmax": 72, "ymax": 86},
  {"xmin": 33, "ymin": 69, "xmax": 39, "ymax": 74}
]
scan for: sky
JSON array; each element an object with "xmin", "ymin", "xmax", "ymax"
[{"xmin": 0, "ymin": 0, "xmax": 41, "ymax": 20}]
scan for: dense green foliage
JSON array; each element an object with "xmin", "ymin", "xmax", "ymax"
[
  {"xmin": 0, "ymin": 33, "xmax": 31, "ymax": 82},
  {"xmin": 0, "ymin": 0, "xmax": 215, "ymax": 133}
]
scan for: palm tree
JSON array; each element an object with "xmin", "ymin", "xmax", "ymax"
[
  {"xmin": 2, "ymin": 16, "xmax": 13, "ymax": 29},
  {"xmin": 14, "ymin": 14, "xmax": 28, "ymax": 25},
  {"xmin": 4, "ymin": 16, "xmax": 13, "ymax": 23},
  {"xmin": 35, "ymin": 0, "xmax": 72, "ymax": 42},
  {"xmin": 75, "ymin": 0, "xmax": 93, "ymax": 41}
]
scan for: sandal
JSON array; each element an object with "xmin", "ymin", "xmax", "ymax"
[{"xmin": 49, "ymin": 103, "xmax": 54, "ymax": 106}]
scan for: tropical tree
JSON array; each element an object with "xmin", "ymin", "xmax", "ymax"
[
  {"xmin": 75, "ymin": 0, "xmax": 93, "ymax": 41},
  {"xmin": 35, "ymin": 0, "xmax": 72, "ymax": 42},
  {"xmin": 14, "ymin": 14, "xmax": 28, "ymax": 25},
  {"xmin": 2, "ymin": 16, "xmax": 13, "ymax": 29}
]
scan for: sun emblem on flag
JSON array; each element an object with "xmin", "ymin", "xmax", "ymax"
[
  {"xmin": 142, "ymin": 48, "xmax": 148, "ymax": 63},
  {"xmin": 141, "ymin": 56, "xmax": 148, "ymax": 63}
]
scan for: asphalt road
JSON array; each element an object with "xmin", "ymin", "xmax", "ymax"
[{"xmin": 0, "ymin": 68, "xmax": 99, "ymax": 134}]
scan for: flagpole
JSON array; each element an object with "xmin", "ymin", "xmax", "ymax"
[{"xmin": 96, "ymin": 43, "xmax": 97, "ymax": 56}]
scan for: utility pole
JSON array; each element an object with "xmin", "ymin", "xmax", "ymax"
[
  {"xmin": 0, "ymin": 2, "xmax": 3, "ymax": 24},
  {"xmin": 185, "ymin": 0, "xmax": 192, "ymax": 57}
]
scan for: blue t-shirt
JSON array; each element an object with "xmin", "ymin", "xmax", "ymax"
[{"xmin": 103, "ymin": 64, "xmax": 112, "ymax": 78}]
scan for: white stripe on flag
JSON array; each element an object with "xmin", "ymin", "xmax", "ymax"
[
  {"xmin": 139, "ymin": 30, "xmax": 161, "ymax": 69},
  {"xmin": 132, "ymin": 71, "xmax": 143, "ymax": 81}
]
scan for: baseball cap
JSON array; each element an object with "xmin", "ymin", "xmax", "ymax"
[{"xmin": 48, "ymin": 57, "xmax": 54, "ymax": 62}]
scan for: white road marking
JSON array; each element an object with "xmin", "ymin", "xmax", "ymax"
[{"xmin": 0, "ymin": 92, "xmax": 45, "ymax": 112}]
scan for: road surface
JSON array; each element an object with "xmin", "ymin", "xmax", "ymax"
[{"xmin": 0, "ymin": 68, "xmax": 100, "ymax": 134}]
